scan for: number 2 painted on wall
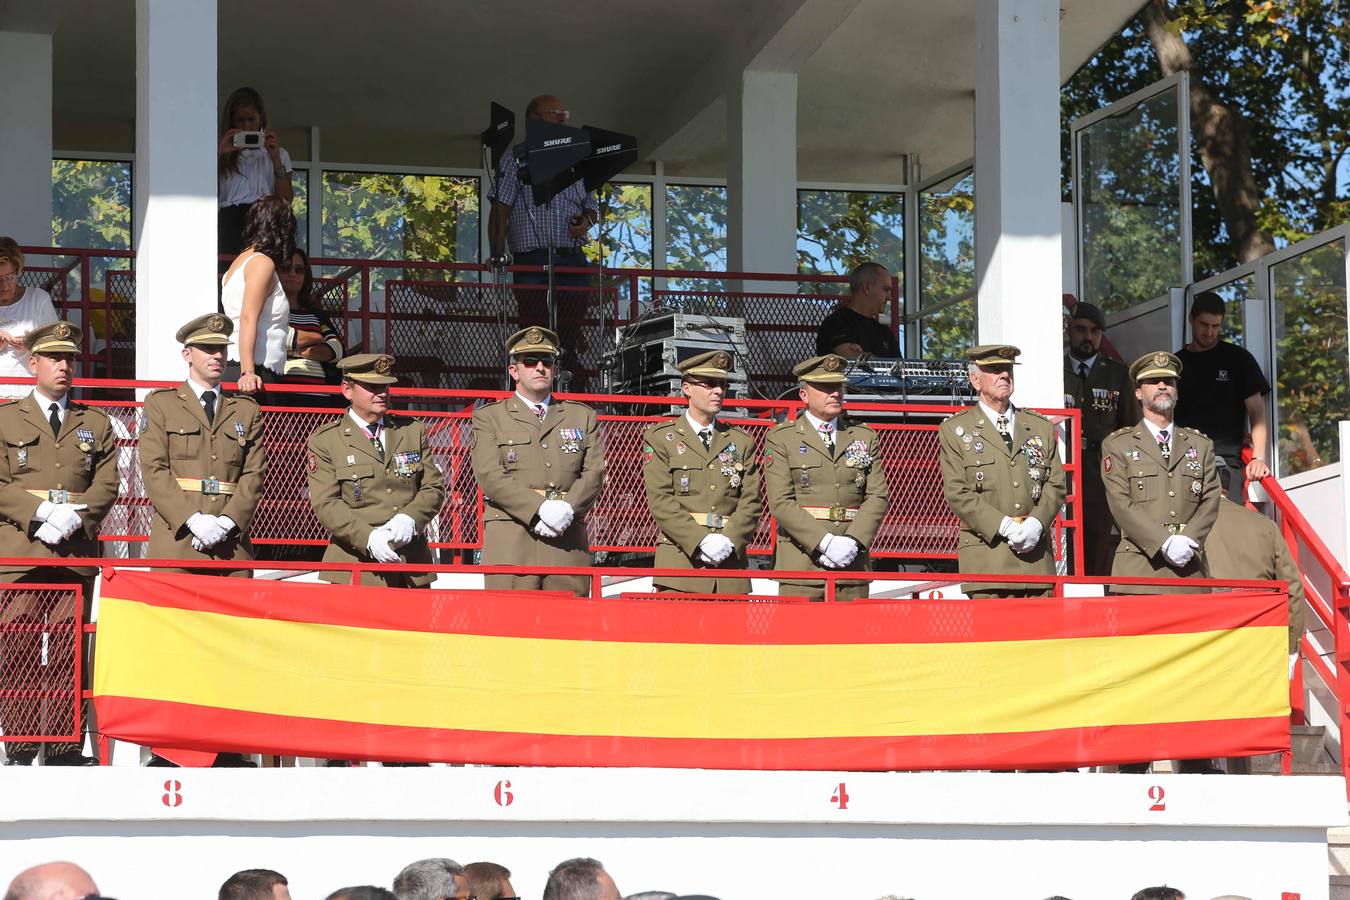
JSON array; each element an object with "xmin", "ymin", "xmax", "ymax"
[{"xmin": 1147, "ymin": 785, "xmax": 1165, "ymax": 811}]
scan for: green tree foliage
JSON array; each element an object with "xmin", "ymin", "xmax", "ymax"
[
  {"xmin": 917, "ymin": 172, "xmax": 976, "ymax": 359},
  {"xmin": 52, "ymin": 160, "xmax": 132, "ymax": 251},
  {"xmin": 796, "ymin": 190, "xmax": 903, "ymax": 280}
]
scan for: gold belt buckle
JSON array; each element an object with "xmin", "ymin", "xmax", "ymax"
[
  {"xmin": 201, "ymin": 477, "xmax": 221, "ymax": 495},
  {"xmin": 47, "ymin": 489, "xmax": 70, "ymax": 504},
  {"xmin": 705, "ymin": 512, "xmax": 724, "ymax": 529},
  {"xmin": 828, "ymin": 505, "xmax": 847, "ymax": 523}
]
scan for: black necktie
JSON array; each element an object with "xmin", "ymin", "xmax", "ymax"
[
  {"xmin": 1077, "ymin": 363, "xmax": 1089, "ymax": 381},
  {"xmin": 367, "ymin": 422, "xmax": 383, "ymax": 459},
  {"xmin": 202, "ymin": 390, "xmax": 216, "ymax": 425},
  {"xmin": 997, "ymin": 415, "xmax": 1013, "ymax": 451},
  {"xmin": 699, "ymin": 429, "xmax": 712, "ymax": 450},
  {"xmin": 47, "ymin": 403, "xmax": 60, "ymax": 437}
]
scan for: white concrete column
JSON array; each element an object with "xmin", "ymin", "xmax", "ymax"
[
  {"xmin": 974, "ymin": 0, "xmax": 1063, "ymax": 408},
  {"xmin": 133, "ymin": 0, "xmax": 217, "ymax": 382},
  {"xmin": 726, "ymin": 70, "xmax": 797, "ymax": 277},
  {"xmin": 0, "ymin": 31, "xmax": 53, "ymax": 246}
]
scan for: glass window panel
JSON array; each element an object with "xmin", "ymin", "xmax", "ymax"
[
  {"xmin": 586, "ymin": 182, "xmax": 652, "ymax": 270},
  {"xmin": 918, "ymin": 170, "xmax": 975, "ymax": 358},
  {"xmin": 919, "ymin": 297, "xmax": 975, "ymax": 360},
  {"xmin": 321, "ymin": 170, "xmax": 481, "ymax": 287},
  {"xmin": 51, "ymin": 159, "xmax": 134, "ymax": 307},
  {"xmin": 1271, "ymin": 240, "xmax": 1347, "ymax": 478},
  {"xmin": 666, "ymin": 184, "xmax": 727, "ymax": 292},
  {"xmin": 291, "ymin": 168, "xmax": 308, "ymax": 251},
  {"xmin": 1078, "ymin": 87, "xmax": 1184, "ymax": 313}
]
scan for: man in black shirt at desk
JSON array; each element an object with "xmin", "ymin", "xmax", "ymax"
[
  {"xmin": 815, "ymin": 261, "xmax": 900, "ymax": 359},
  {"xmin": 1175, "ymin": 290, "xmax": 1272, "ymax": 501}
]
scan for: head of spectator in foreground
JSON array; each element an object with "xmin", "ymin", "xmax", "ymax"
[
  {"xmin": 465, "ymin": 862, "xmax": 515, "ymax": 900},
  {"xmin": 847, "ymin": 261, "xmax": 893, "ymax": 319},
  {"xmin": 528, "ymin": 94, "xmax": 570, "ymax": 124},
  {"xmin": 4, "ymin": 861, "xmax": 99, "ymax": 900},
  {"xmin": 278, "ymin": 245, "xmax": 316, "ymax": 311},
  {"xmin": 219, "ymin": 868, "xmax": 291, "ymax": 900},
  {"xmin": 220, "ymin": 86, "xmax": 271, "ymax": 176},
  {"xmin": 507, "ymin": 326, "xmax": 560, "ymax": 404},
  {"xmin": 1130, "ymin": 888, "xmax": 1185, "ymax": 900},
  {"xmin": 623, "ymin": 894, "xmax": 676, "ymax": 900},
  {"xmin": 1066, "ymin": 302, "xmax": 1106, "ymax": 361},
  {"xmin": 24, "ymin": 320, "xmax": 80, "ymax": 401},
  {"xmin": 392, "ymin": 858, "xmax": 469, "ymax": 900},
  {"xmin": 680, "ymin": 350, "xmax": 733, "ymax": 426},
  {"xmin": 1130, "ymin": 351, "xmax": 1183, "ymax": 426},
  {"xmin": 241, "ymin": 194, "xmax": 296, "ymax": 267},
  {"xmin": 1188, "ymin": 289, "xmax": 1225, "ymax": 352},
  {"xmin": 339, "ymin": 353, "xmax": 397, "ymax": 422},
  {"xmin": 326, "ymin": 889, "xmax": 397, "ymax": 900},
  {"xmin": 543, "ymin": 857, "xmax": 621, "ymax": 900},
  {"xmin": 965, "ymin": 344, "xmax": 1020, "ymax": 413},
  {"xmin": 0, "ymin": 236, "xmax": 25, "ymax": 307},
  {"xmin": 794, "ymin": 353, "xmax": 848, "ymax": 424}
]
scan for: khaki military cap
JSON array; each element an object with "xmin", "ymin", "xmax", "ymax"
[
  {"xmin": 25, "ymin": 320, "xmax": 81, "ymax": 354},
  {"xmin": 507, "ymin": 326, "xmax": 560, "ymax": 356},
  {"xmin": 679, "ymin": 350, "xmax": 734, "ymax": 380},
  {"xmin": 792, "ymin": 354, "xmax": 849, "ymax": 384},
  {"xmin": 338, "ymin": 353, "xmax": 398, "ymax": 385},
  {"xmin": 1129, "ymin": 350, "xmax": 1183, "ymax": 382},
  {"xmin": 966, "ymin": 344, "xmax": 1021, "ymax": 366},
  {"xmin": 175, "ymin": 312, "xmax": 233, "ymax": 346}
]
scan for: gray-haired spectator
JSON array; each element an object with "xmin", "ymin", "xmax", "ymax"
[
  {"xmin": 392, "ymin": 858, "xmax": 469, "ymax": 900},
  {"xmin": 4, "ymin": 861, "xmax": 99, "ymax": 900},
  {"xmin": 0, "ymin": 236, "xmax": 59, "ymax": 401},
  {"xmin": 326, "ymin": 889, "xmax": 397, "ymax": 900},
  {"xmin": 219, "ymin": 868, "xmax": 291, "ymax": 900},
  {"xmin": 465, "ymin": 862, "xmax": 515, "ymax": 900},
  {"xmin": 543, "ymin": 857, "xmax": 621, "ymax": 900}
]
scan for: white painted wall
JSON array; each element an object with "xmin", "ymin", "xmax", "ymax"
[
  {"xmin": 974, "ymin": 0, "xmax": 1064, "ymax": 409},
  {"xmin": 133, "ymin": 0, "xmax": 218, "ymax": 382},
  {"xmin": 0, "ymin": 769, "xmax": 1342, "ymax": 900},
  {"xmin": 0, "ymin": 31, "xmax": 53, "ymax": 246}
]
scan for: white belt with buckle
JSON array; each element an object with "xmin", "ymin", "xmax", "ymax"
[
  {"xmin": 175, "ymin": 477, "xmax": 238, "ymax": 496},
  {"xmin": 27, "ymin": 489, "xmax": 85, "ymax": 503},
  {"xmin": 803, "ymin": 505, "xmax": 859, "ymax": 522}
]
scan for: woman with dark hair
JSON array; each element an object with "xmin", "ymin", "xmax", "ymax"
[
  {"xmin": 218, "ymin": 86, "xmax": 293, "ymax": 257},
  {"xmin": 220, "ymin": 195, "xmax": 294, "ymax": 394},
  {"xmin": 277, "ymin": 245, "xmax": 345, "ymax": 405}
]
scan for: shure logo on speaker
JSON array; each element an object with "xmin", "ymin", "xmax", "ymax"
[
  {"xmin": 596, "ymin": 144, "xmax": 621, "ymax": 154},
  {"xmin": 543, "ymin": 138, "xmax": 572, "ymax": 147}
]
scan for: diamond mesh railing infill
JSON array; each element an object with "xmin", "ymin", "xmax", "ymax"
[
  {"xmin": 79, "ymin": 400, "xmax": 1040, "ymax": 562},
  {"xmin": 0, "ymin": 586, "xmax": 82, "ymax": 742}
]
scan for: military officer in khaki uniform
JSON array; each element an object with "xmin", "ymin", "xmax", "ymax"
[
  {"xmin": 1101, "ymin": 351, "xmax": 1220, "ymax": 594},
  {"xmin": 763, "ymin": 354, "xmax": 889, "ymax": 601},
  {"xmin": 938, "ymin": 344, "xmax": 1067, "ymax": 598},
  {"xmin": 306, "ymin": 353, "xmax": 445, "ymax": 588},
  {"xmin": 641, "ymin": 350, "xmax": 762, "ymax": 594},
  {"xmin": 469, "ymin": 327, "xmax": 605, "ymax": 597},
  {"xmin": 1063, "ymin": 302, "xmax": 1140, "ymax": 575},
  {"xmin": 140, "ymin": 314, "xmax": 267, "ymax": 575},
  {"xmin": 0, "ymin": 321, "xmax": 118, "ymax": 766}
]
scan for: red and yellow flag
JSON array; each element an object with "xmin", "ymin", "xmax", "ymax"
[{"xmin": 93, "ymin": 571, "xmax": 1290, "ymax": 769}]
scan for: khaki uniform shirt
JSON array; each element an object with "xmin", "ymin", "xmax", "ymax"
[
  {"xmin": 763, "ymin": 416, "xmax": 888, "ymax": 600},
  {"xmin": 938, "ymin": 406, "xmax": 1067, "ymax": 595},
  {"xmin": 0, "ymin": 394, "xmax": 119, "ymax": 580},
  {"xmin": 1101, "ymin": 422, "xmax": 1220, "ymax": 592},
  {"xmin": 139, "ymin": 382, "xmax": 267, "ymax": 568},
  {"xmin": 1206, "ymin": 497, "xmax": 1305, "ymax": 653},
  {"xmin": 641, "ymin": 416, "xmax": 762, "ymax": 594},
  {"xmin": 306, "ymin": 412, "xmax": 445, "ymax": 587},
  {"xmin": 469, "ymin": 396, "xmax": 605, "ymax": 594}
]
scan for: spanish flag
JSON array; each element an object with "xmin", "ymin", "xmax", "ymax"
[{"xmin": 93, "ymin": 571, "xmax": 1289, "ymax": 769}]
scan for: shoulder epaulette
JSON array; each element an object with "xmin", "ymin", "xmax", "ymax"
[{"xmin": 310, "ymin": 417, "xmax": 343, "ymax": 436}]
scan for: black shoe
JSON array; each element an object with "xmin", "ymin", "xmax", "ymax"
[
  {"xmin": 43, "ymin": 750, "xmax": 98, "ymax": 766},
  {"xmin": 147, "ymin": 754, "xmax": 179, "ymax": 767},
  {"xmin": 212, "ymin": 753, "xmax": 257, "ymax": 768},
  {"xmin": 323, "ymin": 759, "xmax": 352, "ymax": 767},
  {"xmin": 1178, "ymin": 758, "xmax": 1224, "ymax": 774},
  {"xmin": 1117, "ymin": 762, "xmax": 1151, "ymax": 774},
  {"xmin": 4, "ymin": 751, "xmax": 35, "ymax": 766}
]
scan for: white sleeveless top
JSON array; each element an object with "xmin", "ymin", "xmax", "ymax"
[{"xmin": 221, "ymin": 251, "xmax": 289, "ymax": 373}]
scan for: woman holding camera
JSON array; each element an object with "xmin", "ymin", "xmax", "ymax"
[
  {"xmin": 218, "ymin": 86, "xmax": 293, "ymax": 258},
  {"xmin": 220, "ymin": 196, "xmax": 294, "ymax": 395}
]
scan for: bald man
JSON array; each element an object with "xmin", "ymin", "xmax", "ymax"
[{"xmin": 4, "ymin": 861, "xmax": 98, "ymax": 900}]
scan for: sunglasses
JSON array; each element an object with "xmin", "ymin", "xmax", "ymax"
[{"xmin": 516, "ymin": 355, "xmax": 556, "ymax": 368}]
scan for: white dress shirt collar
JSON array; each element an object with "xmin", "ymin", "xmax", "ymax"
[
  {"xmin": 978, "ymin": 401, "xmax": 1015, "ymax": 431},
  {"xmin": 32, "ymin": 388, "xmax": 68, "ymax": 420}
]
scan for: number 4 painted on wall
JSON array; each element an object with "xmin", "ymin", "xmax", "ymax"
[{"xmin": 831, "ymin": 783, "xmax": 850, "ymax": 809}]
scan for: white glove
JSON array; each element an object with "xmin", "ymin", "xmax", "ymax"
[
  {"xmin": 46, "ymin": 504, "xmax": 83, "ymax": 540},
  {"xmin": 366, "ymin": 527, "xmax": 400, "ymax": 563},
  {"xmin": 823, "ymin": 535, "xmax": 859, "ymax": 568},
  {"xmin": 532, "ymin": 518, "xmax": 560, "ymax": 538},
  {"xmin": 815, "ymin": 533, "xmax": 841, "ymax": 569},
  {"xmin": 998, "ymin": 516, "xmax": 1019, "ymax": 541},
  {"xmin": 187, "ymin": 512, "xmax": 229, "ymax": 549},
  {"xmin": 35, "ymin": 521, "xmax": 64, "ymax": 545},
  {"xmin": 1161, "ymin": 534, "xmax": 1198, "ymax": 567},
  {"xmin": 191, "ymin": 537, "xmax": 206, "ymax": 552},
  {"xmin": 1009, "ymin": 517, "xmax": 1044, "ymax": 554},
  {"xmin": 35, "ymin": 500, "xmax": 54, "ymax": 522},
  {"xmin": 696, "ymin": 533, "xmax": 735, "ymax": 565},
  {"xmin": 383, "ymin": 513, "xmax": 416, "ymax": 547},
  {"xmin": 538, "ymin": 499, "xmax": 575, "ymax": 534}
]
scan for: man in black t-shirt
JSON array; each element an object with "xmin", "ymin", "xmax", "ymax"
[
  {"xmin": 1175, "ymin": 290, "xmax": 1271, "ymax": 500},
  {"xmin": 815, "ymin": 261, "xmax": 900, "ymax": 358}
]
